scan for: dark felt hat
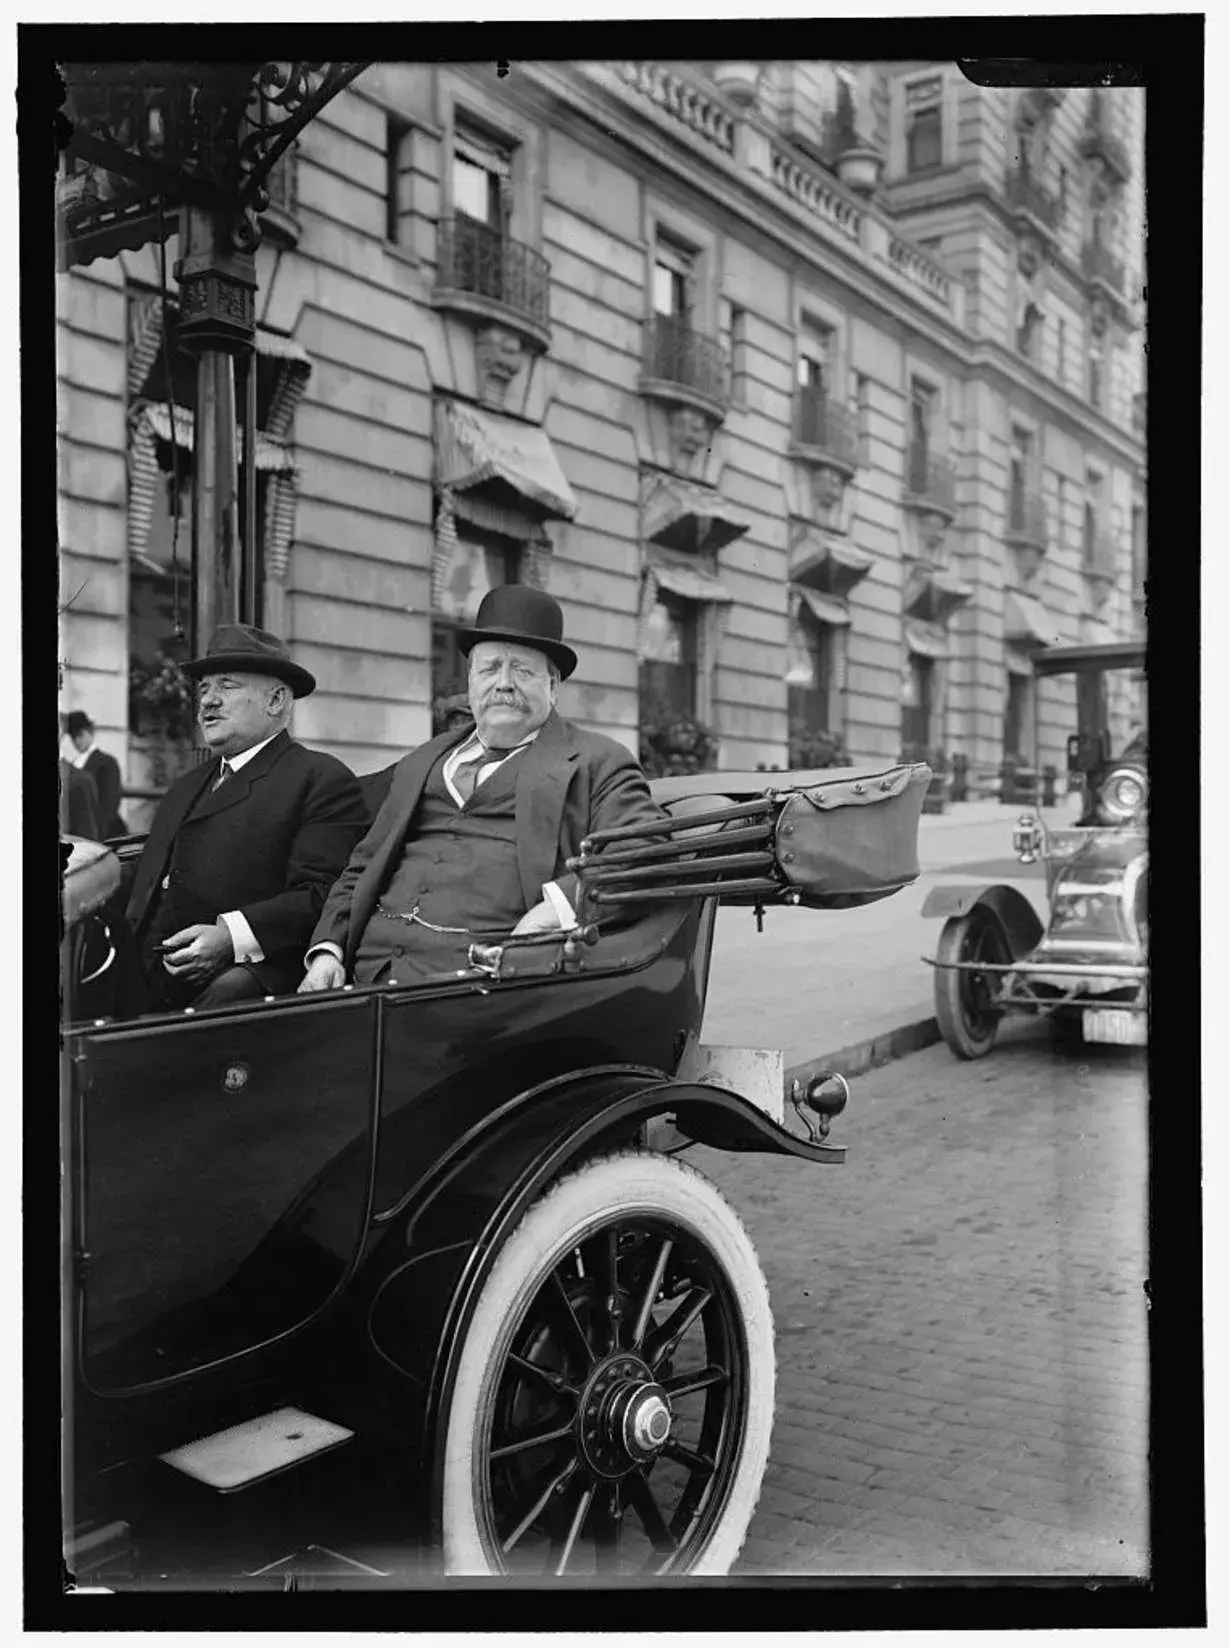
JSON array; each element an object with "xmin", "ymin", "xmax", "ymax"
[
  {"xmin": 64, "ymin": 710, "xmax": 93, "ymax": 738},
  {"xmin": 455, "ymin": 587, "xmax": 577, "ymax": 680},
  {"xmin": 181, "ymin": 623, "xmax": 316, "ymax": 698}
]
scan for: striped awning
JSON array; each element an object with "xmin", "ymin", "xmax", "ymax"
[
  {"xmin": 1005, "ymin": 590, "xmax": 1060, "ymax": 646},
  {"xmin": 794, "ymin": 585, "xmax": 852, "ymax": 627},
  {"xmin": 435, "ymin": 398, "xmax": 578, "ymax": 521},
  {"xmin": 255, "ymin": 329, "xmax": 311, "ymax": 367},
  {"xmin": 141, "ymin": 404, "xmax": 297, "ymax": 473},
  {"xmin": 641, "ymin": 473, "xmax": 751, "ymax": 554}
]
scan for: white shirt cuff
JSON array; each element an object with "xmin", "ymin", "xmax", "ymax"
[
  {"xmin": 306, "ymin": 941, "xmax": 345, "ymax": 967},
  {"xmin": 219, "ymin": 910, "xmax": 263, "ymax": 965},
  {"xmin": 541, "ymin": 880, "xmax": 579, "ymax": 931}
]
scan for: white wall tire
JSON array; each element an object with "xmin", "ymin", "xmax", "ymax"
[{"xmin": 440, "ymin": 1148, "xmax": 774, "ymax": 1577}]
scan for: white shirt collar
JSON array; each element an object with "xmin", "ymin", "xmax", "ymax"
[
  {"xmin": 70, "ymin": 736, "xmax": 95, "ymax": 768},
  {"xmin": 456, "ymin": 726, "xmax": 541, "ymax": 761},
  {"xmin": 221, "ymin": 731, "xmax": 282, "ymax": 774}
]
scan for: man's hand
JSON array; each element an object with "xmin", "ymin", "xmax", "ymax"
[
  {"xmin": 511, "ymin": 898, "xmax": 565, "ymax": 937},
  {"xmin": 160, "ymin": 922, "xmax": 234, "ymax": 986},
  {"xmin": 299, "ymin": 953, "xmax": 346, "ymax": 993}
]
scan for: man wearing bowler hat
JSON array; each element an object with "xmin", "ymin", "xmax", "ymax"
[
  {"xmin": 126, "ymin": 624, "xmax": 368, "ymax": 1012},
  {"xmin": 300, "ymin": 587, "xmax": 666, "ymax": 991}
]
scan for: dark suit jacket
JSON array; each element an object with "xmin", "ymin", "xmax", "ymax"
[
  {"xmin": 59, "ymin": 759, "xmax": 102, "ymax": 842},
  {"xmin": 82, "ymin": 746, "xmax": 125, "ymax": 838},
  {"xmin": 313, "ymin": 710, "xmax": 665, "ymax": 968},
  {"xmin": 126, "ymin": 730, "xmax": 368, "ymax": 979}
]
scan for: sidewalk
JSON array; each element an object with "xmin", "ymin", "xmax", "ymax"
[{"xmin": 700, "ymin": 798, "xmax": 1072, "ymax": 1079}]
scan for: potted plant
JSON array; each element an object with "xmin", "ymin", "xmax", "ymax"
[
  {"xmin": 833, "ymin": 76, "xmax": 884, "ymax": 198},
  {"xmin": 899, "ymin": 740, "xmax": 952, "ymax": 814},
  {"xmin": 788, "ymin": 723, "xmax": 851, "ymax": 771},
  {"xmin": 639, "ymin": 702, "xmax": 718, "ymax": 779},
  {"xmin": 127, "ymin": 652, "xmax": 199, "ymax": 793}
]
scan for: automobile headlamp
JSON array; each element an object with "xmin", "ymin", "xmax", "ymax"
[{"xmin": 1098, "ymin": 767, "xmax": 1147, "ymax": 825}]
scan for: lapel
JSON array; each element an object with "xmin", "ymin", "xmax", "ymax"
[
  {"xmin": 514, "ymin": 711, "xmax": 579, "ymax": 907},
  {"xmin": 126, "ymin": 756, "xmax": 217, "ymax": 928},
  {"xmin": 185, "ymin": 729, "xmax": 293, "ymax": 826},
  {"xmin": 347, "ymin": 725, "xmax": 473, "ymax": 952}
]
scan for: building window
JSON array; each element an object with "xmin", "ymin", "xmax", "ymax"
[
  {"xmin": 797, "ymin": 318, "xmax": 833, "ymax": 394},
  {"xmin": 905, "ymin": 77, "xmax": 944, "ymax": 174},
  {"xmin": 1056, "ymin": 317, "xmax": 1067, "ymax": 388},
  {"xmin": 719, "ymin": 298, "xmax": 748, "ymax": 401},
  {"xmin": 907, "ymin": 377, "xmax": 935, "ymax": 490},
  {"xmin": 1004, "ymin": 674, "xmax": 1029, "ymax": 759},
  {"xmin": 1057, "ymin": 165, "xmax": 1068, "ymax": 223},
  {"xmin": 851, "ymin": 373, "xmax": 871, "ymax": 465},
  {"xmin": 453, "ymin": 121, "xmax": 511, "ymax": 230},
  {"xmin": 1130, "ymin": 503, "xmax": 1146, "ymax": 588},
  {"xmin": 901, "ymin": 654, "xmax": 934, "ymax": 750},
  {"xmin": 431, "ymin": 527, "xmax": 519, "ymax": 710},
  {"xmin": 385, "ymin": 116, "xmax": 412, "ymax": 244},
  {"xmin": 1088, "ymin": 349, "xmax": 1102, "ymax": 411},
  {"xmin": 653, "ymin": 234, "xmax": 694, "ymax": 324},
  {"xmin": 786, "ymin": 608, "xmax": 833, "ymax": 734},
  {"xmin": 1082, "ymin": 496, "xmax": 1099, "ymax": 567},
  {"xmin": 639, "ymin": 589, "xmax": 698, "ymax": 718},
  {"xmin": 1008, "ymin": 426, "xmax": 1033, "ymax": 531}
]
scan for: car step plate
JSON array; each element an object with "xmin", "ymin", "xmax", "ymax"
[
  {"xmin": 159, "ymin": 1407, "xmax": 355, "ymax": 1493},
  {"xmin": 1082, "ymin": 1007, "xmax": 1147, "ymax": 1047}
]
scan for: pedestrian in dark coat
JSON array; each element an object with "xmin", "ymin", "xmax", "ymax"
[
  {"xmin": 63, "ymin": 710, "xmax": 127, "ymax": 838},
  {"xmin": 59, "ymin": 757, "xmax": 103, "ymax": 842}
]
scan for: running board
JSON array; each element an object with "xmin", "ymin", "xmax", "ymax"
[
  {"xmin": 159, "ymin": 1406, "xmax": 355, "ymax": 1493},
  {"xmin": 245, "ymin": 1544, "xmax": 392, "ymax": 1582}
]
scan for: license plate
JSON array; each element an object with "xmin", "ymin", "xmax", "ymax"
[{"xmin": 1082, "ymin": 1008, "xmax": 1147, "ymax": 1046}]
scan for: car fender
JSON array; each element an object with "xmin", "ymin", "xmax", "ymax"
[
  {"xmin": 920, "ymin": 882, "xmax": 1043, "ymax": 959},
  {"xmin": 361, "ymin": 1065, "xmax": 837, "ymax": 1535}
]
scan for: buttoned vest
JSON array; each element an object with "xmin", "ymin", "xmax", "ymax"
[
  {"xmin": 353, "ymin": 748, "xmax": 526, "ymax": 984},
  {"xmin": 140, "ymin": 771, "xmax": 229, "ymax": 962}
]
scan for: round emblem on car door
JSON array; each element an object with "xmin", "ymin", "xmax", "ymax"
[{"xmin": 222, "ymin": 1062, "xmax": 250, "ymax": 1093}]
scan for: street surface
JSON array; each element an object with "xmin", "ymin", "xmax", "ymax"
[
  {"xmin": 702, "ymin": 797, "xmax": 1073, "ymax": 1067},
  {"xmin": 698, "ymin": 1019, "xmax": 1149, "ymax": 1577}
]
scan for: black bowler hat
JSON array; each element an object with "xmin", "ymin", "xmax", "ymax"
[
  {"xmin": 64, "ymin": 710, "xmax": 94, "ymax": 738},
  {"xmin": 181, "ymin": 623, "xmax": 316, "ymax": 698},
  {"xmin": 456, "ymin": 587, "xmax": 578, "ymax": 680}
]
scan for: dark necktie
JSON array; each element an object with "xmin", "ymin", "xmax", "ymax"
[
  {"xmin": 212, "ymin": 761, "xmax": 232, "ymax": 793},
  {"xmin": 453, "ymin": 743, "xmax": 511, "ymax": 804}
]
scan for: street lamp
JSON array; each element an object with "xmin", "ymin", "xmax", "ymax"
[{"xmin": 57, "ymin": 61, "xmax": 368, "ymax": 647}]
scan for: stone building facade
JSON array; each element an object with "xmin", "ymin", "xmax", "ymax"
[{"xmin": 56, "ymin": 60, "xmax": 1146, "ymax": 816}]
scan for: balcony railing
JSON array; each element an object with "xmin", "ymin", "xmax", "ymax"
[
  {"xmin": 641, "ymin": 314, "xmax": 728, "ymax": 407},
  {"xmin": 1082, "ymin": 240, "xmax": 1126, "ymax": 296},
  {"xmin": 903, "ymin": 450, "xmax": 958, "ymax": 516},
  {"xmin": 1004, "ymin": 166, "xmax": 1060, "ymax": 233},
  {"xmin": 790, "ymin": 387, "xmax": 859, "ymax": 470},
  {"xmin": 434, "ymin": 216, "xmax": 551, "ymax": 334},
  {"xmin": 1006, "ymin": 486, "xmax": 1048, "ymax": 548}
]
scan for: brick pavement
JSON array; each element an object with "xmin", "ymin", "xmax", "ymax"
[{"xmin": 690, "ymin": 1018, "xmax": 1149, "ymax": 1578}]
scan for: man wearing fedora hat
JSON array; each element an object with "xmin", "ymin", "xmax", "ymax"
[
  {"xmin": 62, "ymin": 709, "xmax": 126, "ymax": 839},
  {"xmin": 126, "ymin": 624, "xmax": 368, "ymax": 1012},
  {"xmin": 300, "ymin": 587, "xmax": 666, "ymax": 991}
]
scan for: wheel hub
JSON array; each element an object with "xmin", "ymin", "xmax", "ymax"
[{"xmin": 577, "ymin": 1353, "xmax": 673, "ymax": 1479}]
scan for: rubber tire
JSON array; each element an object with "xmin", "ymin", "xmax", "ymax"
[
  {"xmin": 440, "ymin": 1148, "xmax": 775, "ymax": 1577},
  {"xmin": 934, "ymin": 910, "xmax": 1006, "ymax": 1060}
]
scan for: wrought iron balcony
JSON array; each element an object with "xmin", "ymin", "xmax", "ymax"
[
  {"xmin": 433, "ymin": 216, "xmax": 552, "ymax": 348},
  {"xmin": 1079, "ymin": 91, "xmax": 1132, "ymax": 186},
  {"xmin": 903, "ymin": 450, "xmax": 958, "ymax": 519},
  {"xmin": 1004, "ymin": 165, "xmax": 1061, "ymax": 235},
  {"xmin": 1082, "ymin": 240, "xmax": 1126, "ymax": 297},
  {"xmin": 789, "ymin": 387, "xmax": 859, "ymax": 473},
  {"xmin": 639, "ymin": 315, "xmax": 729, "ymax": 418},
  {"xmin": 1005, "ymin": 486, "xmax": 1048, "ymax": 550}
]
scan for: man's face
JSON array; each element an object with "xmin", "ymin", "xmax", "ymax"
[
  {"xmin": 197, "ymin": 671, "xmax": 287, "ymax": 757},
  {"xmin": 70, "ymin": 728, "xmax": 92, "ymax": 754},
  {"xmin": 468, "ymin": 641, "xmax": 557, "ymax": 748}
]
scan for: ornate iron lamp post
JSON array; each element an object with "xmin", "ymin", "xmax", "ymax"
[{"xmin": 58, "ymin": 61, "xmax": 368, "ymax": 649}]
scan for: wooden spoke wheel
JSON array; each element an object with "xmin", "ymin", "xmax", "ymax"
[{"xmin": 440, "ymin": 1150, "xmax": 774, "ymax": 1577}]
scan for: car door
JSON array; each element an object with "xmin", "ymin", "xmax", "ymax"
[{"xmin": 68, "ymin": 992, "xmax": 381, "ymax": 1395}]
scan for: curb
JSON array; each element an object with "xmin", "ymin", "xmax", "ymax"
[{"xmin": 785, "ymin": 1014, "xmax": 941, "ymax": 1087}]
